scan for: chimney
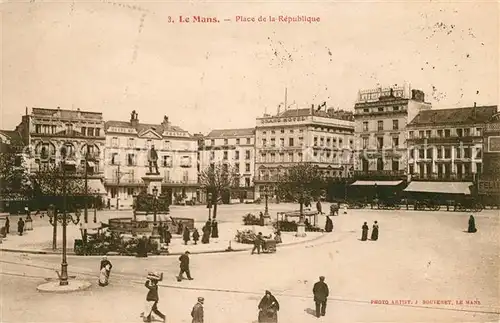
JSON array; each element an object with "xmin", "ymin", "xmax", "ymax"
[
  {"xmin": 474, "ymin": 102, "xmax": 476, "ymax": 107},
  {"xmin": 472, "ymin": 102, "xmax": 477, "ymax": 120},
  {"xmin": 162, "ymin": 115, "xmax": 170, "ymax": 127},
  {"xmin": 130, "ymin": 110, "xmax": 139, "ymax": 127},
  {"xmin": 311, "ymin": 104, "xmax": 314, "ymax": 116}
]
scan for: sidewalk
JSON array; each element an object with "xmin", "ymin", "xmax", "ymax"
[{"xmin": 0, "ymin": 218, "xmax": 325, "ymax": 256}]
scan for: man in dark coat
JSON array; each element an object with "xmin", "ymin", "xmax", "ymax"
[
  {"xmin": 324, "ymin": 216, "xmax": 333, "ymax": 232},
  {"xmin": 136, "ymin": 235, "xmax": 148, "ymax": 257},
  {"xmin": 164, "ymin": 227, "xmax": 172, "ymax": 246},
  {"xmin": 361, "ymin": 222, "xmax": 368, "ymax": 241},
  {"xmin": 313, "ymin": 276, "xmax": 329, "ymax": 318},
  {"xmin": 183, "ymin": 226, "xmax": 191, "ymax": 245},
  {"xmin": 371, "ymin": 221, "xmax": 379, "ymax": 241},
  {"xmin": 17, "ymin": 218, "xmax": 25, "ymax": 236},
  {"xmin": 211, "ymin": 219, "xmax": 219, "ymax": 238},
  {"xmin": 205, "ymin": 220, "xmax": 212, "ymax": 235},
  {"xmin": 468, "ymin": 215, "xmax": 477, "ymax": 233},
  {"xmin": 177, "ymin": 251, "xmax": 193, "ymax": 281},
  {"xmin": 201, "ymin": 225, "xmax": 210, "ymax": 244},
  {"xmin": 142, "ymin": 272, "xmax": 165, "ymax": 323},
  {"xmin": 191, "ymin": 297, "xmax": 204, "ymax": 323},
  {"xmin": 258, "ymin": 290, "xmax": 279, "ymax": 323},
  {"xmin": 316, "ymin": 200, "xmax": 323, "ymax": 214},
  {"xmin": 5, "ymin": 216, "xmax": 10, "ymax": 234},
  {"xmin": 177, "ymin": 222, "xmax": 184, "ymax": 235},
  {"xmin": 252, "ymin": 232, "xmax": 264, "ymax": 255}
]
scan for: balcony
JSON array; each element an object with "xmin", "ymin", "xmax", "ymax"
[
  {"xmin": 104, "ymin": 178, "xmax": 146, "ymax": 186},
  {"xmin": 410, "ymin": 173, "xmax": 475, "ymax": 182},
  {"xmin": 30, "ymin": 166, "xmax": 104, "ymax": 179},
  {"xmin": 162, "ymin": 179, "xmax": 199, "ymax": 187},
  {"xmin": 253, "ymin": 175, "xmax": 283, "ymax": 183},
  {"xmin": 353, "ymin": 170, "xmax": 406, "ymax": 180},
  {"xmin": 407, "ymin": 136, "xmax": 483, "ymax": 145}
]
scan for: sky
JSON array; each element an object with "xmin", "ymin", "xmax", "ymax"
[{"xmin": 1, "ymin": 0, "xmax": 498, "ymax": 134}]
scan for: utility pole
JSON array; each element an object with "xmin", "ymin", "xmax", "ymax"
[
  {"xmin": 60, "ymin": 160, "xmax": 69, "ymax": 286},
  {"xmin": 83, "ymin": 146, "xmax": 88, "ymax": 248}
]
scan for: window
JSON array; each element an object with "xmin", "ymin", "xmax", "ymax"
[
  {"xmin": 326, "ymin": 138, "xmax": 331, "ymax": 146},
  {"xmin": 476, "ymin": 148, "xmax": 482, "ymax": 159},
  {"xmin": 476, "ymin": 128, "xmax": 483, "ymax": 136},
  {"xmin": 210, "ymin": 139, "xmax": 215, "ymax": 146},
  {"xmin": 419, "ymin": 149, "xmax": 425, "ymax": 159},
  {"xmin": 280, "ymin": 129, "xmax": 284, "ymax": 134},
  {"xmin": 290, "ymin": 129, "xmax": 294, "ymax": 133},
  {"xmin": 376, "ymin": 158, "xmax": 383, "ymax": 171},
  {"xmin": 437, "ymin": 148, "xmax": 442, "ymax": 158},
  {"xmin": 95, "ymin": 128, "xmax": 101, "ymax": 137},
  {"xmin": 363, "ymin": 122, "xmax": 368, "ymax": 132},
  {"xmin": 377, "ymin": 137, "xmax": 383, "ymax": 149},
  {"xmin": 298, "ymin": 137, "xmax": 304, "ymax": 146},
  {"xmin": 66, "ymin": 123, "xmax": 73, "ymax": 133},
  {"xmin": 427, "ymin": 148, "xmax": 433, "ymax": 159},
  {"xmin": 410, "ymin": 149, "xmax": 415, "ymax": 159},
  {"xmin": 444, "ymin": 129, "xmax": 450, "ymax": 137},
  {"xmin": 246, "ymin": 138, "xmax": 251, "ymax": 144},
  {"xmin": 271, "ymin": 138, "xmax": 276, "ymax": 147},
  {"xmin": 392, "ymin": 137, "xmax": 399, "ymax": 148},
  {"xmin": 234, "ymin": 163, "xmax": 240, "ymax": 172},
  {"xmin": 245, "ymin": 177, "xmax": 251, "ymax": 187},
  {"xmin": 210, "ymin": 151, "xmax": 215, "ymax": 160},
  {"xmin": 378, "ymin": 107, "xmax": 384, "ymax": 112},
  {"xmin": 271, "ymin": 130, "xmax": 275, "ymax": 134},
  {"xmin": 127, "ymin": 154, "xmax": 135, "ymax": 166},
  {"xmin": 245, "ymin": 150, "xmax": 251, "ymax": 160},
  {"xmin": 457, "ymin": 129, "xmax": 463, "ymax": 137},
  {"xmin": 279, "ymin": 153, "xmax": 284, "ymax": 162},
  {"xmin": 112, "ymin": 137, "xmax": 119, "ymax": 147},
  {"xmin": 392, "ymin": 160, "xmax": 399, "ymax": 171},
  {"xmin": 235, "ymin": 151, "xmax": 240, "ymax": 160},
  {"xmin": 224, "ymin": 139, "xmax": 228, "ymax": 145},
  {"xmin": 223, "ymin": 151, "xmax": 228, "ymax": 160},
  {"xmin": 393, "ymin": 106, "xmax": 400, "ymax": 111},
  {"xmin": 363, "ymin": 137, "xmax": 368, "ymax": 149},
  {"xmin": 419, "ymin": 131, "xmax": 424, "ymax": 138},
  {"xmin": 392, "ymin": 120, "xmax": 399, "ymax": 130},
  {"xmin": 425, "ymin": 130, "xmax": 431, "ymax": 138},
  {"xmin": 409, "ymin": 164, "xmax": 414, "ymax": 174},
  {"xmin": 409, "ymin": 131, "xmax": 414, "ymax": 138},
  {"xmin": 298, "ymin": 152, "xmax": 303, "ymax": 161},
  {"xmin": 111, "ymin": 153, "xmax": 118, "ymax": 165},
  {"xmin": 245, "ymin": 163, "xmax": 250, "ymax": 172},
  {"xmin": 339, "ymin": 139, "xmax": 343, "ymax": 148},
  {"xmin": 314, "ymin": 137, "xmax": 318, "ymax": 146},
  {"xmin": 270, "ymin": 153, "xmax": 276, "ymax": 162},
  {"xmin": 464, "ymin": 128, "xmax": 470, "ymax": 137},
  {"xmin": 81, "ymin": 127, "xmax": 86, "ymax": 136},
  {"xmin": 288, "ymin": 153, "xmax": 294, "ymax": 162},
  {"xmin": 464, "ymin": 147, "xmax": 471, "ymax": 158},
  {"xmin": 464, "ymin": 164, "xmax": 470, "ymax": 175},
  {"xmin": 127, "ymin": 188, "xmax": 134, "ymax": 196},
  {"xmin": 111, "ymin": 188, "xmax": 117, "ymax": 198},
  {"xmin": 35, "ymin": 125, "xmax": 41, "ymax": 133},
  {"xmin": 476, "ymin": 163, "xmax": 482, "ymax": 174},
  {"xmin": 280, "ymin": 138, "xmax": 284, "ymax": 147},
  {"xmin": 128, "ymin": 138, "xmax": 135, "ymax": 148},
  {"xmin": 377, "ymin": 121, "xmax": 383, "ymax": 131},
  {"xmin": 320, "ymin": 137, "xmax": 324, "ymax": 146},
  {"xmin": 289, "ymin": 138, "xmax": 294, "ymax": 146},
  {"xmin": 363, "ymin": 108, "xmax": 369, "ymax": 113},
  {"xmin": 437, "ymin": 129, "xmax": 443, "ymax": 137},
  {"xmin": 444, "ymin": 148, "xmax": 451, "ymax": 158},
  {"xmin": 236, "ymin": 138, "xmax": 240, "ymax": 145},
  {"xmin": 262, "ymin": 139, "xmax": 267, "ymax": 146},
  {"xmin": 456, "ymin": 147, "xmax": 461, "ymax": 158},
  {"xmin": 263, "ymin": 131, "xmax": 267, "ymax": 135},
  {"xmin": 162, "ymin": 156, "xmax": 172, "ymax": 167},
  {"xmin": 261, "ymin": 153, "xmax": 266, "ymax": 162},
  {"xmin": 87, "ymin": 128, "xmax": 94, "ymax": 136}
]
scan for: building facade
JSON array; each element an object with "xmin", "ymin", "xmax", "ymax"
[
  {"xmin": 15, "ymin": 107, "xmax": 106, "ymax": 192},
  {"xmin": 406, "ymin": 104, "xmax": 497, "ymax": 181},
  {"xmin": 104, "ymin": 111, "xmax": 198, "ymax": 209},
  {"xmin": 198, "ymin": 128, "xmax": 256, "ymax": 202},
  {"xmin": 353, "ymin": 84, "xmax": 431, "ymax": 179},
  {"xmin": 254, "ymin": 106, "xmax": 355, "ymax": 199}
]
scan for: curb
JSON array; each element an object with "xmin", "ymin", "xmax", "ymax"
[{"xmin": 0, "ymin": 233, "xmax": 327, "ymax": 257}]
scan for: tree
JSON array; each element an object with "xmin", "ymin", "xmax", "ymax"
[
  {"xmin": 276, "ymin": 163, "xmax": 326, "ymax": 221},
  {"xmin": 199, "ymin": 162, "xmax": 239, "ymax": 219},
  {"xmin": 0, "ymin": 145, "xmax": 31, "ymax": 202}
]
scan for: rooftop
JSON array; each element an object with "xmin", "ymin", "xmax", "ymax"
[
  {"xmin": 31, "ymin": 107, "xmax": 103, "ymax": 120},
  {"xmin": 408, "ymin": 105, "xmax": 498, "ymax": 127},
  {"xmin": 265, "ymin": 107, "xmax": 354, "ymax": 121},
  {"xmin": 206, "ymin": 128, "xmax": 255, "ymax": 138}
]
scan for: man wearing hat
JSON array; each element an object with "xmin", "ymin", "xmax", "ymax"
[
  {"xmin": 177, "ymin": 251, "xmax": 193, "ymax": 281},
  {"xmin": 141, "ymin": 272, "xmax": 166, "ymax": 323},
  {"xmin": 191, "ymin": 297, "xmax": 204, "ymax": 323},
  {"xmin": 313, "ymin": 276, "xmax": 329, "ymax": 318}
]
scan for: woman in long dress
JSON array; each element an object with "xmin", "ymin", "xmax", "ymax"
[
  {"xmin": 361, "ymin": 222, "xmax": 369, "ymax": 241},
  {"xmin": 99, "ymin": 263, "xmax": 111, "ymax": 286},
  {"xmin": 371, "ymin": 221, "xmax": 379, "ymax": 241},
  {"xmin": 468, "ymin": 215, "xmax": 477, "ymax": 233},
  {"xmin": 258, "ymin": 290, "xmax": 280, "ymax": 323},
  {"xmin": 324, "ymin": 216, "xmax": 333, "ymax": 232}
]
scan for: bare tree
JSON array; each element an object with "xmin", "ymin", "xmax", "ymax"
[
  {"xmin": 276, "ymin": 163, "xmax": 326, "ymax": 221},
  {"xmin": 199, "ymin": 162, "xmax": 239, "ymax": 219}
]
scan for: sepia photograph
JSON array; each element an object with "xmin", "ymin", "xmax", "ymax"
[{"xmin": 0, "ymin": 0, "xmax": 499, "ymax": 322}]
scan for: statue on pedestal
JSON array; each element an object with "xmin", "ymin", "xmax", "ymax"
[{"xmin": 148, "ymin": 145, "xmax": 159, "ymax": 174}]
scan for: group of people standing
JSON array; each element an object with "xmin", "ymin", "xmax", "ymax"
[{"xmin": 361, "ymin": 221, "xmax": 379, "ymax": 241}]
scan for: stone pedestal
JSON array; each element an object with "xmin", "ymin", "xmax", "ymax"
[
  {"xmin": 295, "ymin": 223, "xmax": 307, "ymax": 237},
  {"xmin": 263, "ymin": 215, "xmax": 272, "ymax": 226},
  {"xmin": 150, "ymin": 224, "xmax": 161, "ymax": 251},
  {"xmin": 142, "ymin": 174, "xmax": 163, "ymax": 195}
]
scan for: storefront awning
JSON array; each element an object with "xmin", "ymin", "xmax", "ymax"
[
  {"xmin": 350, "ymin": 180, "xmax": 403, "ymax": 186},
  {"xmin": 404, "ymin": 181, "xmax": 472, "ymax": 195},
  {"xmin": 88, "ymin": 179, "xmax": 106, "ymax": 195}
]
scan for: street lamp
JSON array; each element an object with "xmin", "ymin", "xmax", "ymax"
[
  {"xmin": 207, "ymin": 192, "xmax": 213, "ymax": 220},
  {"xmin": 152, "ymin": 186, "xmax": 158, "ymax": 225},
  {"xmin": 263, "ymin": 186, "xmax": 269, "ymax": 216}
]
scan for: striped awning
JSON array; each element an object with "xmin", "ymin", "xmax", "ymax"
[
  {"xmin": 404, "ymin": 181, "xmax": 472, "ymax": 195},
  {"xmin": 88, "ymin": 179, "xmax": 106, "ymax": 195},
  {"xmin": 350, "ymin": 180, "xmax": 403, "ymax": 186}
]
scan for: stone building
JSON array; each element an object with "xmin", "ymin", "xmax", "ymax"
[
  {"xmin": 15, "ymin": 107, "xmax": 106, "ymax": 193},
  {"xmin": 406, "ymin": 104, "xmax": 497, "ymax": 180},
  {"xmin": 254, "ymin": 105, "xmax": 355, "ymax": 200},
  {"xmin": 103, "ymin": 111, "xmax": 198, "ymax": 209},
  {"xmin": 198, "ymin": 128, "xmax": 256, "ymax": 202},
  {"xmin": 478, "ymin": 111, "xmax": 500, "ymax": 203}
]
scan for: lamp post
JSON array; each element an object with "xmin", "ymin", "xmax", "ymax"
[
  {"xmin": 83, "ymin": 146, "xmax": 89, "ymax": 248},
  {"xmin": 263, "ymin": 186, "xmax": 269, "ymax": 216},
  {"xmin": 207, "ymin": 192, "xmax": 213, "ymax": 220},
  {"xmin": 340, "ymin": 166, "xmax": 347, "ymax": 201},
  {"xmin": 152, "ymin": 186, "xmax": 158, "ymax": 224}
]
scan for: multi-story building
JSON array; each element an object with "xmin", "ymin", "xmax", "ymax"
[
  {"xmin": 104, "ymin": 111, "xmax": 198, "ymax": 209},
  {"xmin": 478, "ymin": 111, "xmax": 500, "ymax": 203},
  {"xmin": 353, "ymin": 84, "xmax": 431, "ymax": 180},
  {"xmin": 15, "ymin": 107, "xmax": 106, "ymax": 193},
  {"xmin": 199, "ymin": 128, "xmax": 256, "ymax": 202},
  {"xmin": 406, "ymin": 104, "xmax": 497, "ymax": 181},
  {"xmin": 254, "ymin": 106, "xmax": 355, "ymax": 199}
]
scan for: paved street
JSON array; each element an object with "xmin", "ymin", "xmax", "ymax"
[{"xmin": 1, "ymin": 206, "xmax": 499, "ymax": 323}]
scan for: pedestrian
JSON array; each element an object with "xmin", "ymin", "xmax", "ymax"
[
  {"xmin": 274, "ymin": 229, "xmax": 282, "ymax": 244},
  {"xmin": 313, "ymin": 276, "xmax": 329, "ymax": 318},
  {"xmin": 183, "ymin": 226, "xmax": 191, "ymax": 245},
  {"xmin": 158, "ymin": 223, "xmax": 164, "ymax": 243},
  {"xmin": 5, "ymin": 216, "xmax": 10, "ymax": 234},
  {"xmin": 100, "ymin": 255, "xmax": 113, "ymax": 271},
  {"xmin": 177, "ymin": 221, "xmax": 183, "ymax": 235},
  {"xmin": 98, "ymin": 262, "xmax": 111, "ymax": 287},
  {"xmin": 205, "ymin": 219, "xmax": 212, "ymax": 235},
  {"xmin": 316, "ymin": 200, "xmax": 322, "ymax": 214},
  {"xmin": 324, "ymin": 216, "xmax": 333, "ymax": 233},
  {"xmin": 140, "ymin": 272, "xmax": 166, "ymax": 323},
  {"xmin": 17, "ymin": 217, "xmax": 25, "ymax": 236},
  {"xmin": 258, "ymin": 290, "xmax": 279, "ymax": 323},
  {"xmin": 468, "ymin": 215, "xmax": 477, "ymax": 233},
  {"xmin": 252, "ymin": 232, "xmax": 263, "ymax": 255},
  {"xmin": 191, "ymin": 297, "xmax": 204, "ymax": 323},
  {"xmin": 361, "ymin": 222, "xmax": 368, "ymax": 241},
  {"xmin": 165, "ymin": 226, "xmax": 172, "ymax": 246},
  {"xmin": 371, "ymin": 221, "xmax": 379, "ymax": 241},
  {"xmin": 192, "ymin": 228, "xmax": 200, "ymax": 245},
  {"xmin": 137, "ymin": 235, "xmax": 148, "ymax": 257},
  {"xmin": 201, "ymin": 225, "xmax": 210, "ymax": 244},
  {"xmin": 177, "ymin": 251, "xmax": 193, "ymax": 281},
  {"xmin": 211, "ymin": 219, "xmax": 219, "ymax": 238},
  {"xmin": 107, "ymin": 198, "xmax": 111, "ymax": 209}
]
